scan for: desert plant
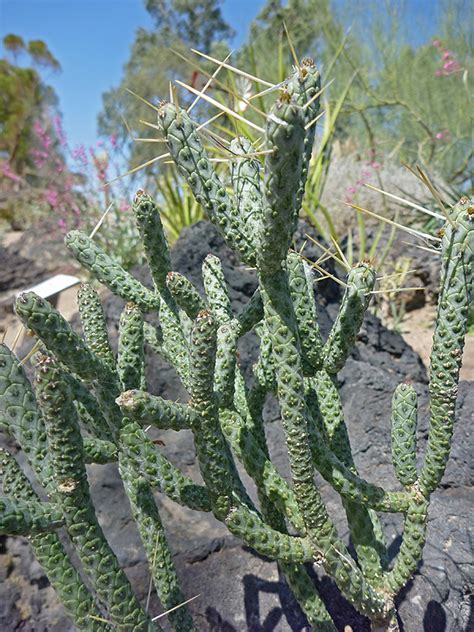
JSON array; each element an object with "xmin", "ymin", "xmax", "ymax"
[{"xmin": 0, "ymin": 58, "xmax": 472, "ymax": 632}]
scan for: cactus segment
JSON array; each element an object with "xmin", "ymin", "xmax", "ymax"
[
  {"xmin": 133, "ymin": 189, "xmax": 171, "ymax": 291},
  {"xmin": 229, "ymin": 136, "xmax": 264, "ymax": 236},
  {"xmin": 119, "ymin": 451, "xmax": 196, "ymax": 632},
  {"xmin": 0, "ymin": 344, "xmax": 52, "ymax": 489},
  {"xmin": 157, "ymin": 102, "xmax": 256, "ymax": 265},
  {"xmin": 0, "ymin": 449, "xmax": 111, "ymax": 631},
  {"xmin": 36, "ymin": 355, "xmax": 155, "ymax": 631},
  {"xmin": 224, "ymin": 500, "xmax": 315, "ymax": 563},
  {"xmin": 66, "ymin": 230, "xmax": 159, "ymax": 311},
  {"xmin": 166, "ymin": 270, "xmax": 206, "ymax": 319},
  {"xmin": 391, "ymin": 384, "xmax": 418, "ymax": 487},
  {"xmin": 202, "ymin": 254, "xmax": 233, "ymax": 323},
  {"xmin": 118, "ymin": 303, "xmax": 145, "ymax": 391},
  {"xmin": 287, "ymin": 58, "xmax": 321, "ymax": 230},
  {"xmin": 77, "ymin": 283, "xmax": 115, "ymax": 369},
  {"xmin": 258, "ymin": 97, "xmax": 306, "ymax": 274},
  {"xmin": 420, "ymin": 197, "xmax": 473, "ymax": 495},
  {"xmin": 15, "ymin": 292, "xmax": 111, "ymax": 382},
  {"xmin": 214, "ymin": 321, "xmax": 238, "ymax": 408},
  {"xmin": 0, "ymin": 496, "xmax": 64, "ymax": 535},
  {"xmin": 385, "ymin": 498, "xmax": 428, "ymax": 595},
  {"xmin": 188, "ymin": 311, "xmax": 246, "ymax": 516},
  {"xmin": 310, "ymin": 371, "xmax": 386, "ymax": 583},
  {"xmin": 117, "ymin": 389, "xmax": 194, "ymax": 431},
  {"xmin": 322, "ymin": 262, "xmax": 377, "ymax": 374},
  {"xmin": 288, "ymin": 252, "xmax": 324, "ymax": 373}
]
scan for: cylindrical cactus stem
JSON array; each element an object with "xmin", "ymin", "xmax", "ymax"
[
  {"xmin": 420, "ymin": 197, "xmax": 473, "ymax": 496},
  {"xmin": 229, "ymin": 136, "xmax": 264, "ymax": 236},
  {"xmin": 121, "ymin": 422, "xmax": 212, "ymax": 513},
  {"xmin": 258, "ymin": 94, "xmax": 306, "ymax": 275},
  {"xmin": 117, "ymin": 389, "xmax": 194, "ymax": 431},
  {"xmin": 287, "ymin": 252, "xmax": 324, "ymax": 373},
  {"xmin": 66, "ymin": 374, "xmax": 111, "ymax": 441},
  {"xmin": 0, "ymin": 344, "xmax": 53, "ymax": 491},
  {"xmin": 83, "ymin": 438, "xmax": 118, "ymax": 464},
  {"xmin": 118, "ymin": 303, "xmax": 145, "ymax": 391},
  {"xmin": 310, "ymin": 370, "xmax": 386, "ymax": 584},
  {"xmin": 132, "ymin": 189, "xmax": 171, "ymax": 292},
  {"xmin": 188, "ymin": 310, "xmax": 250, "ymax": 517},
  {"xmin": 391, "ymin": 384, "xmax": 418, "ymax": 487},
  {"xmin": 166, "ymin": 271, "xmax": 206, "ymax": 319},
  {"xmin": 286, "ymin": 57, "xmax": 321, "ymax": 229},
  {"xmin": 131, "ymin": 192, "xmax": 188, "ymax": 385},
  {"xmin": 0, "ymin": 496, "xmax": 64, "ymax": 535},
  {"xmin": 157, "ymin": 102, "xmax": 256, "ymax": 265},
  {"xmin": 15, "ymin": 292, "xmax": 112, "ymax": 383},
  {"xmin": 280, "ymin": 562, "xmax": 336, "ymax": 631},
  {"xmin": 202, "ymin": 254, "xmax": 233, "ymax": 324},
  {"xmin": 224, "ymin": 500, "xmax": 315, "ymax": 563},
  {"xmin": 236, "ymin": 288, "xmax": 263, "ymax": 335},
  {"xmin": 36, "ymin": 354, "xmax": 157, "ymax": 631},
  {"xmin": 220, "ymin": 409, "xmax": 305, "ymax": 532},
  {"xmin": 0, "ymin": 449, "xmax": 111, "ymax": 631},
  {"xmin": 77, "ymin": 283, "xmax": 115, "ymax": 369},
  {"xmin": 322, "ymin": 261, "xmax": 377, "ymax": 374},
  {"xmin": 214, "ymin": 321, "xmax": 238, "ymax": 408},
  {"xmin": 65, "ymin": 230, "xmax": 160, "ymax": 311},
  {"xmin": 259, "ymin": 269, "xmax": 387, "ymax": 617},
  {"xmin": 14, "ymin": 292, "xmax": 122, "ymax": 432},
  {"xmin": 119, "ymin": 452, "xmax": 196, "ymax": 632},
  {"xmin": 384, "ymin": 497, "xmax": 429, "ymax": 596}
]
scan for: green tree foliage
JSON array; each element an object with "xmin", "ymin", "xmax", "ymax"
[
  {"xmin": 0, "ymin": 34, "xmax": 60, "ymax": 173},
  {"xmin": 98, "ymin": 0, "xmax": 233, "ymax": 176}
]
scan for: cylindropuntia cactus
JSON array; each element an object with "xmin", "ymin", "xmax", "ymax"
[{"xmin": 0, "ymin": 55, "xmax": 472, "ymax": 632}]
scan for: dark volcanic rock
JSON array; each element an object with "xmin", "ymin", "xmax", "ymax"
[{"xmin": 1, "ymin": 221, "xmax": 472, "ymax": 632}]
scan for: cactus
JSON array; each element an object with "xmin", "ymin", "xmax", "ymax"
[{"xmin": 0, "ymin": 57, "xmax": 472, "ymax": 632}]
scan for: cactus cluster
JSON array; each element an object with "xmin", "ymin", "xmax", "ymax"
[{"xmin": 1, "ymin": 58, "xmax": 473, "ymax": 631}]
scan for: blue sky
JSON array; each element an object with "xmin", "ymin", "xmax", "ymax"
[{"xmin": 1, "ymin": 0, "xmax": 440, "ymax": 151}]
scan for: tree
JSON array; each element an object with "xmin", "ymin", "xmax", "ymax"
[
  {"xmin": 0, "ymin": 34, "xmax": 60, "ymax": 172},
  {"xmin": 98, "ymin": 0, "xmax": 233, "ymax": 179}
]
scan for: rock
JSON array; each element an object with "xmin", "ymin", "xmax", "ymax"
[{"xmin": 1, "ymin": 221, "xmax": 471, "ymax": 631}]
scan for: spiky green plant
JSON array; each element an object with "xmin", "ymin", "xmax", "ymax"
[{"xmin": 1, "ymin": 58, "xmax": 472, "ymax": 631}]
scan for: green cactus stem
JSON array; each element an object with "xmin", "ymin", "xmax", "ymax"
[
  {"xmin": 78, "ymin": 283, "xmax": 115, "ymax": 369},
  {"xmin": 66, "ymin": 230, "xmax": 160, "ymax": 311},
  {"xmin": 0, "ymin": 496, "xmax": 64, "ymax": 535},
  {"xmin": 36, "ymin": 354, "xmax": 156, "ymax": 631},
  {"xmin": 157, "ymin": 102, "xmax": 256, "ymax": 265},
  {"xmin": 0, "ymin": 449, "xmax": 111, "ymax": 631},
  {"xmin": 391, "ymin": 384, "xmax": 418, "ymax": 487},
  {"xmin": 420, "ymin": 196, "xmax": 473, "ymax": 496}
]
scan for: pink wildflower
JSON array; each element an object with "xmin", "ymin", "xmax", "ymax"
[
  {"xmin": 110, "ymin": 134, "xmax": 117, "ymax": 148},
  {"xmin": 1, "ymin": 162, "xmax": 22, "ymax": 183},
  {"xmin": 434, "ymin": 130, "xmax": 449, "ymax": 141},
  {"xmin": 46, "ymin": 189, "xmax": 59, "ymax": 206},
  {"xmin": 53, "ymin": 115, "xmax": 67, "ymax": 146},
  {"xmin": 57, "ymin": 218, "xmax": 66, "ymax": 229}
]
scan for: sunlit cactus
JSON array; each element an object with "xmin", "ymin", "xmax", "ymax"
[{"xmin": 1, "ymin": 56, "xmax": 472, "ymax": 632}]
